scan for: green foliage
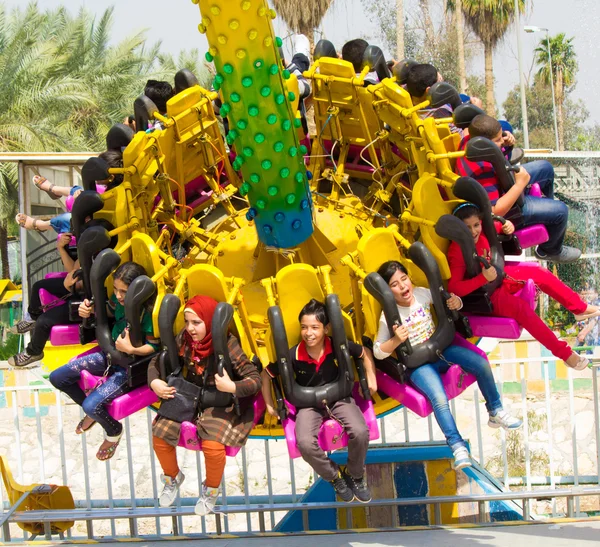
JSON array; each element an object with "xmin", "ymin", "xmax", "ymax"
[
  {"xmin": 361, "ymin": 0, "xmax": 473, "ymax": 87},
  {"xmin": 0, "ymin": 333, "xmax": 19, "ymax": 360},
  {"xmin": 486, "ymin": 409, "xmax": 550, "ymax": 478},
  {"xmin": 534, "ymin": 33, "xmax": 578, "ymax": 93},
  {"xmin": 502, "ymin": 75, "xmax": 588, "ymax": 149},
  {"xmin": 0, "ymin": 1, "xmax": 209, "ymax": 278}
]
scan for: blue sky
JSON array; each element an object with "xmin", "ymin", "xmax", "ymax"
[{"xmin": 16, "ymin": 1, "xmax": 600, "ymax": 126}]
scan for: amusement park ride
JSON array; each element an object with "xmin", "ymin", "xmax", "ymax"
[{"xmin": 32, "ymin": 0, "xmax": 551, "ymax": 455}]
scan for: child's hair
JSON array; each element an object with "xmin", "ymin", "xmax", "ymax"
[
  {"xmin": 113, "ymin": 262, "xmax": 147, "ymax": 287},
  {"xmin": 406, "ymin": 63, "xmax": 438, "ymax": 98},
  {"xmin": 98, "ymin": 149, "xmax": 124, "ymax": 188},
  {"xmin": 452, "ymin": 202, "xmax": 481, "ymax": 221},
  {"xmin": 144, "ymin": 80, "xmax": 174, "ymax": 115},
  {"xmin": 377, "ymin": 260, "xmax": 409, "ymax": 285},
  {"xmin": 113, "ymin": 262, "xmax": 156, "ymax": 313},
  {"xmin": 341, "ymin": 38, "xmax": 369, "ymax": 73},
  {"xmin": 298, "ymin": 298, "xmax": 329, "ymax": 326},
  {"xmin": 469, "ymin": 114, "xmax": 502, "ymax": 140}
]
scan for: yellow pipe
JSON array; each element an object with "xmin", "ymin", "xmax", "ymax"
[
  {"xmin": 260, "ymin": 278, "xmax": 277, "ymax": 307},
  {"xmin": 400, "ymin": 211, "xmax": 437, "ymax": 228}
]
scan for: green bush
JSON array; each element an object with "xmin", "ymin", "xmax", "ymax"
[{"xmin": 0, "ymin": 333, "xmax": 19, "ymax": 360}]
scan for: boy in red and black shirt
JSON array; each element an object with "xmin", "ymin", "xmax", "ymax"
[
  {"xmin": 456, "ymin": 114, "xmax": 579, "ymax": 263},
  {"xmin": 261, "ymin": 299, "xmax": 377, "ymax": 503}
]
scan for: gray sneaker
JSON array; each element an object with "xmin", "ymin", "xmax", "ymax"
[
  {"xmin": 9, "ymin": 320, "xmax": 36, "ymax": 335},
  {"xmin": 535, "ymin": 246, "xmax": 581, "ymax": 264},
  {"xmin": 8, "ymin": 351, "xmax": 43, "ymax": 368},
  {"xmin": 159, "ymin": 471, "xmax": 185, "ymax": 507},
  {"xmin": 194, "ymin": 483, "xmax": 220, "ymax": 516}
]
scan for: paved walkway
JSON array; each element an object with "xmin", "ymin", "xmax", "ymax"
[{"xmin": 17, "ymin": 519, "xmax": 600, "ymax": 547}]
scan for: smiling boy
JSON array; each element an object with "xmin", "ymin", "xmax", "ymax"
[{"xmin": 261, "ymin": 299, "xmax": 377, "ymax": 503}]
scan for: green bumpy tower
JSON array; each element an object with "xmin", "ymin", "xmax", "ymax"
[{"xmin": 194, "ymin": 0, "xmax": 313, "ymax": 249}]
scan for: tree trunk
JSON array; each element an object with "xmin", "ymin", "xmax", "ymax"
[
  {"xmin": 484, "ymin": 41, "xmax": 496, "ymax": 117},
  {"xmin": 455, "ymin": 1, "xmax": 467, "ymax": 93},
  {"xmin": 419, "ymin": 0, "xmax": 435, "ymax": 46},
  {"xmin": 556, "ymin": 70, "xmax": 565, "ymax": 150},
  {"xmin": 396, "ymin": 0, "xmax": 405, "ymax": 61},
  {"xmin": 0, "ymin": 220, "xmax": 9, "ymax": 280}
]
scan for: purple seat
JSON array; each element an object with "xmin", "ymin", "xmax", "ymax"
[
  {"xmin": 509, "ymin": 182, "xmax": 549, "ymax": 250},
  {"xmin": 78, "ymin": 368, "xmax": 159, "ymax": 421},
  {"xmin": 44, "ymin": 272, "xmax": 68, "ymax": 280},
  {"xmin": 49, "ymin": 324, "xmax": 81, "ymax": 346},
  {"xmin": 177, "ymin": 395, "xmax": 266, "ymax": 456},
  {"xmin": 39, "ymin": 288, "xmax": 67, "ymax": 311},
  {"xmin": 374, "ymin": 335, "xmax": 479, "ymax": 418},
  {"xmin": 513, "ymin": 225, "xmax": 548, "ymax": 251},
  {"xmin": 464, "ymin": 277, "xmax": 536, "ymax": 339},
  {"xmin": 39, "ymin": 273, "xmax": 96, "ymax": 347},
  {"xmin": 282, "ymin": 384, "xmax": 380, "ymax": 459}
]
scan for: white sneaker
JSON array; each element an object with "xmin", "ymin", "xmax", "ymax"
[
  {"xmin": 452, "ymin": 446, "xmax": 472, "ymax": 470},
  {"xmin": 194, "ymin": 482, "xmax": 220, "ymax": 516},
  {"xmin": 292, "ymin": 34, "xmax": 311, "ymax": 59},
  {"xmin": 159, "ymin": 471, "xmax": 185, "ymax": 507},
  {"xmin": 488, "ymin": 409, "xmax": 523, "ymax": 430}
]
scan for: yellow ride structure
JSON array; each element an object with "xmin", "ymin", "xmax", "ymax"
[{"xmin": 40, "ymin": 0, "xmax": 476, "ymax": 438}]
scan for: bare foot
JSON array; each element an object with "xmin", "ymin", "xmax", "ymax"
[{"xmin": 15, "ymin": 213, "xmax": 50, "ymax": 231}]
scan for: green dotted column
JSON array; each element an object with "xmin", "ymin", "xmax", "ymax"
[{"xmin": 195, "ymin": 0, "xmax": 313, "ymax": 248}]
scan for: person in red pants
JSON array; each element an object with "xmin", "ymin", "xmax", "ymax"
[{"xmin": 448, "ymin": 203, "xmax": 599, "ymax": 371}]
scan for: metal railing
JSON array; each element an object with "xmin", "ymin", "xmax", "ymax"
[
  {"xmin": 4, "ymin": 486, "xmax": 600, "ymax": 541},
  {"xmin": 1, "ymin": 355, "xmax": 599, "ymax": 541}
]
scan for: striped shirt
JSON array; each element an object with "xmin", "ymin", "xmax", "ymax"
[{"xmin": 456, "ymin": 135, "xmax": 501, "ymax": 205}]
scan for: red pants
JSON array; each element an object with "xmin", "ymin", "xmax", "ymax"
[
  {"xmin": 491, "ymin": 265, "xmax": 587, "ymax": 361},
  {"xmin": 153, "ymin": 436, "xmax": 226, "ymax": 488}
]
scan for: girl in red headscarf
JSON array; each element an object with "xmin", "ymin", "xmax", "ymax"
[{"xmin": 148, "ymin": 295, "xmax": 261, "ymax": 515}]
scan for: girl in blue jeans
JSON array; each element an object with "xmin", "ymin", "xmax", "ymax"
[
  {"xmin": 373, "ymin": 261, "xmax": 522, "ymax": 469},
  {"xmin": 49, "ymin": 262, "xmax": 159, "ymax": 461}
]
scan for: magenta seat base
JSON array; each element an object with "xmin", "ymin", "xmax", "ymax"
[
  {"xmin": 39, "ymin": 289, "xmax": 67, "ymax": 311},
  {"xmin": 376, "ymin": 335, "xmax": 479, "ymax": 418},
  {"xmin": 177, "ymin": 394, "xmax": 266, "ymax": 456},
  {"xmin": 465, "ymin": 277, "xmax": 537, "ymax": 339},
  {"xmin": 49, "ymin": 325, "xmax": 83, "ymax": 346},
  {"xmin": 282, "ymin": 384, "xmax": 380, "ymax": 459},
  {"xmin": 513, "ymin": 225, "xmax": 549, "ymax": 251},
  {"xmin": 78, "ymin": 369, "xmax": 158, "ymax": 421}
]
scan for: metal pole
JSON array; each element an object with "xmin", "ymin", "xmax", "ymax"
[
  {"xmin": 546, "ymin": 30, "xmax": 560, "ymax": 150},
  {"xmin": 514, "ymin": 0, "xmax": 530, "ymax": 148}
]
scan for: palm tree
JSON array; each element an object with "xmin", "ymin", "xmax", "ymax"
[
  {"xmin": 0, "ymin": 3, "xmax": 174, "ymax": 278},
  {"xmin": 396, "ymin": 0, "xmax": 404, "ymax": 61},
  {"xmin": 459, "ymin": 0, "xmax": 526, "ymax": 117},
  {"xmin": 534, "ymin": 33, "xmax": 577, "ymax": 150},
  {"xmin": 271, "ymin": 0, "xmax": 335, "ymax": 49}
]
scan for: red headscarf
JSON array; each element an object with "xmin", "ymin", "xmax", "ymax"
[{"xmin": 180, "ymin": 295, "xmax": 219, "ymax": 370}]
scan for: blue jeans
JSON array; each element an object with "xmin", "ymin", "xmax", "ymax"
[
  {"xmin": 49, "ymin": 351, "xmax": 128, "ymax": 437},
  {"xmin": 524, "ymin": 160, "xmax": 554, "ymax": 199},
  {"xmin": 49, "ymin": 212, "xmax": 72, "ymax": 234},
  {"xmin": 521, "ymin": 195, "xmax": 568, "ymax": 255},
  {"xmin": 408, "ymin": 344, "xmax": 502, "ymax": 451}
]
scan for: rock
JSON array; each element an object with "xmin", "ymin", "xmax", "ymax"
[{"xmin": 575, "ymin": 411, "xmax": 594, "ymax": 440}]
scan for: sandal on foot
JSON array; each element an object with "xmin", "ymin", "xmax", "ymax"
[
  {"xmin": 75, "ymin": 418, "xmax": 97, "ymax": 435},
  {"xmin": 15, "ymin": 214, "xmax": 43, "ymax": 231},
  {"xmin": 96, "ymin": 433, "xmax": 122, "ymax": 461},
  {"xmin": 33, "ymin": 175, "xmax": 60, "ymax": 200}
]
